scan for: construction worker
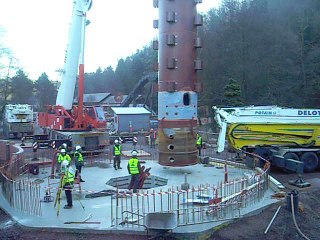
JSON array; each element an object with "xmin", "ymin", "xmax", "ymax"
[
  {"xmin": 150, "ymin": 128, "xmax": 156, "ymax": 148},
  {"xmin": 56, "ymin": 148, "xmax": 71, "ymax": 173},
  {"xmin": 58, "ymin": 148, "xmax": 72, "ymax": 164},
  {"xmin": 196, "ymin": 133, "xmax": 203, "ymax": 156},
  {"xmin": 127, "ymin": 150, "xmax": 142, "ymax": 193},
  {"xmin": 61, "ymin": 160, "xmax": 75, "ymax": 209},
  {"xmin": 74, "ymin": 145, "xmax": 85, "ymax": 182},
  {"xmin": 58, "ymin": 143, "xmax": 68, "ymax": 153},
  {"xmin": 113, "ymin": 139, "xmax": 122, "ymax": 170}
]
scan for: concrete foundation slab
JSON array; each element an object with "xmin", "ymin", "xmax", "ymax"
[{"xmin": 0, "ymin": 159, "xmax": 278, "ymax": 236}]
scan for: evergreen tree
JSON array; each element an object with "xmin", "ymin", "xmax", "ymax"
[
  {"xmin": 11, "ymin": 69, "xmax": 34, "ymax": 104},
  {"xmin": 34, "ymin": 72, "xmax": 57, "ymax": 110},
  {"xmin": 224, "ymin": 78, "xmax": 243, "ymax": 106}
]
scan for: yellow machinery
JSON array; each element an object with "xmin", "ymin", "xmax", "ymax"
[{"xmin": 213, "ymin": 106, "xmax": 320, "ymax": 172}]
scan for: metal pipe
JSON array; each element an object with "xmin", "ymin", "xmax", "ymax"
[
  {"xmin": 110, "ymin": 191, "xmax": 113, "ymax": 226},
  {"xmin": 264, "ymin": 205, "xmax": 281, "ymax": 235}
]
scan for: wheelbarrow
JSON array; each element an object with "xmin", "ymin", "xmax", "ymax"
[{"xmin": 144, "ymin": 212, "xmax": 178, "ymax": 239}]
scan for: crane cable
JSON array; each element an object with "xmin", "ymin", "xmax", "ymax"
[{"xmin": 291, "ymin": 194, "xmax": 310, "ymax": 240}]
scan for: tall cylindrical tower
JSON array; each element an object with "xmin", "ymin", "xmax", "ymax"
[{"xmin": 154, "ymin": 0, "xmax": 203, "ymax": 166}]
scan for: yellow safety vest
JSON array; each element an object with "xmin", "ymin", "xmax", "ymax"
[
  {"xmin": 128, "ymin": 158, "xmax": 140, "ymax": 175},
  {"xmin": 63, "ymin": 166, "xmax": 75, "ymax": 184},
  {"xmin": 74, "ymin": 151, "xmax": 83, "ymax": 162},
  {"xmin": 114, "ymin": 145, "xmax": 122, "ymax": 156},
  {"xmin": 197, "ymin": 136, "xmax": 202, "ymax": 145},
  {"xmin": 58, "ymin": 154, "xmax": 71, "ymax": 164}
]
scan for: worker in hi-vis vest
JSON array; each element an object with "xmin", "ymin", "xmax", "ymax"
[
  {"xmin": 57, "ymin": 148, "xmax": 71, "ymax": 173},
  {"xmin": 61, "ymin": 160, "xmax": 75, "ymax": 209},
  {"xmin": 127, "ymin": 150, "xmax": 142, "ymax": 193},
  {"xmin": 196, "ymin": 133, "xmax": 203, "ymax": 156},
  {"xmin": 74, "ymin": 145, "xmax": 85, "ymax": 182},
  {"xmin": 113, "ymin": 139, "xmax": 122, "ymax": 170}
]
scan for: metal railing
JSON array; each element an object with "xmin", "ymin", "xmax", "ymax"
[
  {"xmin": 110, "ymin": 160, "xmax": 270, "ymax": 228},
  {"xmin": 0, "ymin": 141, "xmax": 42, "ymax": 216}
]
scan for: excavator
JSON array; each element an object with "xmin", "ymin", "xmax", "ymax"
[
  {"xmin": 214, "ymin": 105, "xmax": 320, "ymax": 173},
  {"xmin": 38, "ymin": 0, "xmax": 108, "ymax": 153}
]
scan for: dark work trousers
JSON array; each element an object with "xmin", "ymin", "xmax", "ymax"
[
  {"xmin": 150, "ymin": 137, "xmax": 155, "ymax": 148},
  {"xmin": 75, "ymin": 165, "xmax": 82, "ymax": 179},
  {"xmin": 64, "ymin": 182, "xmax": 73, "ymax": 207},
  {"xmin": 128, "ymin": 174, "xmax": 140, "ymax": 193},
  {"xmin": 114, "ymin": 155, "xmax": 121, "ymax": 169},
  {"xmin": 197, "ymin": 145, "xmax": 202, "ymax": 156}
]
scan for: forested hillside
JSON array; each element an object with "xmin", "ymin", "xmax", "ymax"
[
  {"xmin": 83, "ymin": 0, "xmax": 320, "ymax": 110},
  {"xmin": 1, "ymin": 0, "xmax": 320, "ymax": 113}
]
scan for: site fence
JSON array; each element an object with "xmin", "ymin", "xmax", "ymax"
[
  {"xmin": 0, "ymin": 141, "xmax": 42, "ymax": 216},
  {"xmin": 115, "ymin": 132, "xmax": 230, "ymax": 163},
  {"xmin": 0, "ymin": 130, "xmax": 268, "ymax": 222},
  {"xmin": 110, "ymin": 161, "xmax": 270, "ymax": 228},
  {"xmin": 0, "ymin": 140, "xmax": 110, "ymax": 216}
]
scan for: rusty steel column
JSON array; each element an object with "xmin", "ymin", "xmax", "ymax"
[{"xmin": 153, "ymin": 0, "xmax": 203, "ymax": 166}]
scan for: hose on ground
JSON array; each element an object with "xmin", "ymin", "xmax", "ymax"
[{"xmin": 291, "ymin": 194, "xmax": 310, "ymax": 240}]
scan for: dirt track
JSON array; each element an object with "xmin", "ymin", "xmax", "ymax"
[{"xmin": 211, "ymin": 170, "xmax": 320, "ymax": 240}]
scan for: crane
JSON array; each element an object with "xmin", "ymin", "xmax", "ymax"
[{"xmin": 38, "ymin": 0, "xmax": 108, "ymax": 153}]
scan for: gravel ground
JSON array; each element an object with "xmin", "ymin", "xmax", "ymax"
[{"xmin": 210, "ymin": 169, "xmax": 320, "ymax": 240}]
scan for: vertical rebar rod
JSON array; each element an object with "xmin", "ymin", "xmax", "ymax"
[
  {"xmin": 171, "ymin": 186, "xmax": 174, "ymax": 212},
  {"xmin": 125, "ymin": 194, "xmax": 128, "ymax": 227},
  {"xmin": 130, "ymin": 193, "xmax": 134, "ymax": 225},
  {"xmin": 160, "ymin": 189, "xmax": 163, "ymax": 212},
  {"xmin": 116, "ymin": 187, "xmax": 119, "ymax": 227},
  {"xmin": 142, "ymin": 190, "xmax": 145, "ymax": 217},
  {"xmin": 153, "ymin": 189, "xmax": 156, "ymax": 212},
  {"xmin": 147, "ymin": 190, "xmax": 149, "ymax": 213},
  {"xmin": 186, "ymin": 188, "xmax": 189, "ymax": 224},
  {"xmin": 167, "ymin": 188, "xmax": 170, "ymax": 211},
  {"xmin": 137, "ymin": 193, "xmax": 140, "ymax": 226},
  {"xmin": 120, "ymin": 192, "xmax": 123, "ymax": 222},
  {"xmin": 110, "ymin": 193, "xmax": 113, "ymax": 226},
  {"xmin": 177, "ymin": 186, "xmax": 180, "ymax": 224}
]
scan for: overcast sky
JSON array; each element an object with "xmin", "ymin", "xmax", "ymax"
[{"xmin": 0, "ymin": 0, "xmax": 220, "ymax": 81}]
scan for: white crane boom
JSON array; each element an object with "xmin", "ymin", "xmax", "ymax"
[{"xmin": 56, "ymin": 0, "xmax": 92, "ymax": 110}]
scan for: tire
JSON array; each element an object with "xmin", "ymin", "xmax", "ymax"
[
  {"xmin": 301, "ymin": 152, "xmax": 319, "ymax": 173},
  {"xmin": 254, "ymin": 147, "xmax": 273, "ymax": 160},
  {"xmin": 254, "ymin": 147, "xmax": 272, "ymax": 167},
  {"xmin": 283, "ymin": 152, "xmax": 300, "ymax": 161},
  {"xmin": 283, "ymin": 152, "xmax": 300, "ymax": 173}
]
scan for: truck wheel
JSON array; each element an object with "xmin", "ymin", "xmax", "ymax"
[
  {"xmin": 301, "ymin": 152, "xmax": 318, "ymax": 172},
  {"xmin": 283, "ymin": 152, "xmax": 300, "ymax": 161},
  {"xmin": 254, "ymin": 147, "xmax": 272, "ymax": 167},
  {"xmin": 283, "ymin": 153, "xmax": 300, "ymax": 173}
]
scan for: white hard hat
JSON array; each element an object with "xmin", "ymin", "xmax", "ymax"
[
  {"xmin": 114, "ymin": 139, "xmax": 119, "ymax": 144},
  {"xmin": 131, "ymin": 150, "xmax": 138, "ymax": 156},
  {"xmin": 75, "ymin": 145, "xmax": 81, "ymax": 151},
  {"xmin": 61, "ymin": 160, "xmax": 69, "ymax": 168},
  {"xmin": 60, "ymin": 149, "xmax": 66, "ymax": 153},
  {"xmin": 62, "ymin": 143, "xmax": 67, "ymax": 148}
]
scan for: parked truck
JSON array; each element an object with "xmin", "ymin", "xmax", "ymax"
[
  {"xmin": 3, "ymin": 104, "xmax": 34, "ymax": 138},
  {"xmin": 213, "ymin": 105, "xmax": 320, "ymax": 172}
]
